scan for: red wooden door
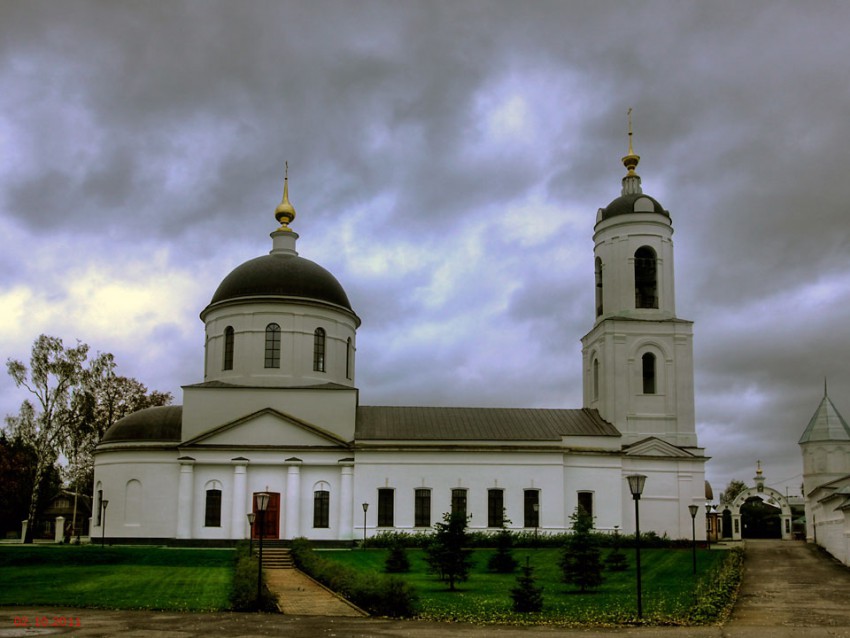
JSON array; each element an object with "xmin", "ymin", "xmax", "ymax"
[{"xmin": 252, "ymin": 492, "xmax": 280, "ymax": 539}]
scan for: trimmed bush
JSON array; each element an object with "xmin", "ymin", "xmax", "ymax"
[
  {"xmin": 364, "ymin": 528, "xmax": 695, "ymax": 550},
  {"xmin": 686, "ymin": 547, "xmax": 744, "ymax": 624},
  {"xmin": 291, "ymin": 538, "xmax": 418, "ymax": 617},
  {"xmin": 229, "ymin": 543, "xmax": 278, "ymax": 612}
]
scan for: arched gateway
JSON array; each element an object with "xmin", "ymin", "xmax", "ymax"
[{"xmin": 720, "ymin": 464, "xmax": 793, "ymax": 540}]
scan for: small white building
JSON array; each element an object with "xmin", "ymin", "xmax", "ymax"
[
  {"xmin": 800, "ymin": 386, "xmax": 850, "ymax": 562},
  {"xmin": 93, "ymin": 140, "xmax": 708, "ymax": 543}
]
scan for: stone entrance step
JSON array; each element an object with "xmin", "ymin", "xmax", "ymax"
[{"xmin": 258, "ymin": 546, "xmax": 294, "ymax": 569}]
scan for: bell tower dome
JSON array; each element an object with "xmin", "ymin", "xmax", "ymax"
[{"xmin": 581, "ymin": 114, "xmax": 697, "ymax": 449}]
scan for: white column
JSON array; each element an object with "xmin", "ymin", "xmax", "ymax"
[
  {"xmin": 55, "ymin": 516, "xmax": 65, "ymax": 543},
  {"xmin": 338, "ymin": 460, "xmax": 354, "ymax": 539},
  {"xmin": 285, "ymin": 460, "xmax": 302, "ymax": 539},
  {"xmin": 176, "ymin": 457, "xmax": 195, "ymax": 539},
  {"xmin": 781, "ymin": 513, "xmax": 792, "ymax": 540},
  {"xmin": 231, "ymin": 458, "xmax": 249, "ymax": 539}
]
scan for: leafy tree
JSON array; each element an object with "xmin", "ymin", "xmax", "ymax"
[
  {"xmin": 510, "ymin": 556, "xmax": 544, "ymax": 613},
  {"xmin": 487, "ymin": 513, "xmax": 518, "ymax": 573},
  {"xmin": 559, "ymin": 505, "xmax": 603, "ymax": 592},
  {"xmin": 425, "ymin": 512, "xmax": 474, "ymax": 591},
  {"xmin": 83, "ymin": 353, "xmax": 172, "ymax": 442},
  {"xmin": 4, "ymin": 335, "xmax": 172, "ymax": 543},
  {"xmin": 62, "ymin": 352, "xmax": 171, "ymax": 539},
  {"xmin": 721, "ymin": 479, "xmax": 748, "ymax": 505},
  {"xmin": 0, "ymin": 433, "xmax": 61, "ymax": 538},
  {"xmin": 604, "ymin": 526, "xmax": 629, "ymax": 572},
  {"xmin": 384, "ymin": 535, "xmax": 411, "ymax": 573},
  {"xmin": 5, "ymin": 335, "xmax": 89, "ymax": 542}
]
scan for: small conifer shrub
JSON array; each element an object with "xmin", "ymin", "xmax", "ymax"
[
  {"xmin": 385, "ymin": 535, "xmax": 411, "ymax": 573},
  {"xmin": 559, "ymin": 505, "xmax": 603, "ymax": 592},
  {"xmin": 605, "ymin": 526, "xmax": 629, "ymax": 572},
  {"xmin": 510, "ymin": 556, "xmax": 544, "ymax": 613}
]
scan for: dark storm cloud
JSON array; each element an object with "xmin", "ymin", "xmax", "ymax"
[{"xmin": 3, "ymin": 0, "xmax": 850, "ymax": 496}]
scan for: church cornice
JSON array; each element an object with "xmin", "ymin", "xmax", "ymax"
[
  {"xmin": 183, "ymin": 380, "xmax": 355, "ymax": 391},
  {"xmin": 200, "ymin": 294, "xmax": 361, "ymax": 326},
  {"xmin": 178, "ymin": 443, "xmax": 353, "ymax": 452},
  {"xmin": 94, "ymin": 442, "xmax": 180, "ymax": 453},
  {"xmin": 352, "ymin": 442, "xmax": 624, "ymax": 454}
]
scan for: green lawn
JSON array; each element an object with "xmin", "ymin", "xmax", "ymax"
[
  {"xmin": 0, "ymin": 545, "xmax": 234, "ymax": 611},
  {"xmin": 0, "ymin": 544, "xmax": 733, "ymax": 623},
  {"xmin": 319, "ymin": 546, "xmax": 727, "ymax": 624}
]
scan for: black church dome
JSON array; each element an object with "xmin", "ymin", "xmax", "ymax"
[
  {"xmin": 600, "ymin": 193, "xmax": 670, "ymax": 221},
  {"xmin": 100, "ymin": 405, "xmax": 182, "ymax": 444},
  {"xmin": 208, "ymin": 253, "xmax": 354, "ymax": 312}
]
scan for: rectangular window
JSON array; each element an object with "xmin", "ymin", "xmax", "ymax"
[
  {"xmin": 642, "ymin": 352, "xmax": 656, "ymax": 394},
  {"xmin": 96, "ymin": 489, "xmax": 103, "ymax": 526},
  {"xmin": 205, "ymin": 489, "xmax": 222, "ymax": 527},
  {"xmin": 523, "ymin": 490, "xmax": 540, "ymax": 528},
  {"xmin": 414, "ymin": 489, "xmax": 431, "ymax": 527},
  {"xmin": 577, "ymin": 491, "xmax": 594, "ymax": 519},
  {"xmin": 313, "ymin": 328, "xmax": 326, "ymax": 372},
  {"xmin": 223, "ymin": 327, "xmax": 234, "ymax": 371},
  {"xmin": 377, "ymin": 488, "xmax": 394, "ymax": 527},
  {"xmin": 487, "ymin": 489, "xmax": 504, "ymax": 528},
  {"xmin": 451, "ymin": 488, "xmax": 467, "ymax": 519},
  {"xmin": 264, "ymin": 324, "xmax": 281, "ymax": 368},
  {"xmin": 313, "ymin": 490, "xmax": 330, "ymax": 528},
  {"xmin": 345, "ymin": 338, "xmax": 352, "ymax": 380}
]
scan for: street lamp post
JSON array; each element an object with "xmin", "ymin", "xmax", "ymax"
[
  {"xmin": 705, "ymin": 502, "xmax": 712, "ymax": 551},
  {"xmin": 688, "ymin": 504, "xmax": 699, "ymax": 575},
  {"xmin": 362, "ymin": 503, "xmax": 369, "ymax": 549},
  {"xmin": 255, "ymin": 492, "xmax": 270, "ymax": 609},
  {"xmin": 100, "ymin": 500, "xmax": 109, "ymax": 548},
  {"xmin": 533, "ymin": 502, "xmax": 540, "ymax": 545},
  {"xmin": 626, "ymin": 474, "xmax": 647, "ymax": 619},
  {"xmin": 247, "ymin": 512, "xmax": 256, "ymax": 556}
]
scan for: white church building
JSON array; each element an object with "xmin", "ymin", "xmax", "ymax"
[{"xmin": 92, "ymin": 137, "xmax": 708, "ymax": 544}]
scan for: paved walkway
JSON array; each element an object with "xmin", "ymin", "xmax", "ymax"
[
  {"xmin": 5, "ymin": 540, "xmax": 850, "ymax": 637},
  {"xmin": 729, "ymin": 538, "xmax": 850, "ymax": 628},
  {"xmin": 265, "ymin": 567, "xmax": 366, "ymax": 616}
]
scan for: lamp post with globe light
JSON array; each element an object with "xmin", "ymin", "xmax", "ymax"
[
  {"xmin": 255, "ymin": 492, "xmax": 270, "ymax": 609},
  {"xmin": 688, "ymin": 504, "xmax": 699, "ymax": 575},
  {"xmin": 100, "ymin": 500, "xmax": 109, "ymax": 548},
  {"xmin": 533, "ymin": 502, "xmax": 540, "ymax": 545},
  {"xmin": 247, "ymin": 512, "xmax": 256, "ymax": 556},
  {"xmin": 362, "ymin": 503, "xmax": 369, "ymax": 549},
  {"xmin": 626, "ymin": 475, "xmax": 646, "ymax": 618}
]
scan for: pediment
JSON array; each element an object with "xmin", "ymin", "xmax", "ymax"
[
  {"xmin": 182, "ymin": 408, "xmax": 349, "ymax": 448},
  {"xmin": 623, "ymin": 437, "xmax": 694, "ymax": 458}
]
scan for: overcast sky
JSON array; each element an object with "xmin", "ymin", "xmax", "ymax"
[{"xmin": 2, "ymin": 0, "xmax": 849, "ymax": 499}]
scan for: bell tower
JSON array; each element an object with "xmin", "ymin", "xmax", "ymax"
[{"xmin": 581, "ymin": 115, "xmax": 697, "ymax": 449}]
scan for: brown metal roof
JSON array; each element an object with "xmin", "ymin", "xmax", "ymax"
[{"xmin": 355, "ymin": 406, "xmax": 619, "ymax": 441}]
